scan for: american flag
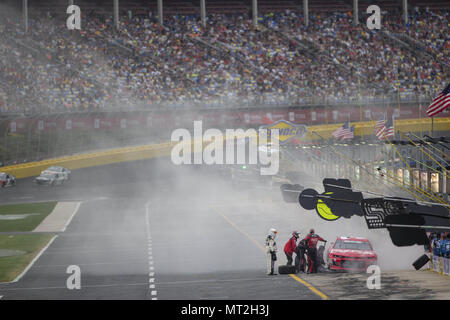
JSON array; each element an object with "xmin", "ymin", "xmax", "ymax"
[
  {"xmin": 376, "ymin": 116, "xmax": 395, "ymax": 140},
  {"xmin": 332, "ymin": 121, "xmax": 354, "ymax": 140},
  {"xmin": 341, "ymin": 125, "xmax": 355, "ymax": 140},
  {"xmin": 426, "ymin": 83, "xmax": 450, "ymax": 117},
  {"xmin": 383, "ymin": 116, "xmax": 395, "ymax": 139},
  {"xmin": 374, "ymin": 114, "xmax": 386, "ymax": 139}
]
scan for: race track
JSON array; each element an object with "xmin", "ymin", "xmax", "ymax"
[{"xmin": 0, "ymin": 158, "xmax": 447, "ymax": 300}]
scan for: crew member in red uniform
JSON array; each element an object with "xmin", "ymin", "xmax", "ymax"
[
  {"xmin": 304, "ymin": 229, "xmax": 326, "ymax": 273},
  {"xmin": 284, "ymin": 231, "xmax": 299, "ymax": 266}
]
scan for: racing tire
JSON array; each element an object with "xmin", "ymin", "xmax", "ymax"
[
  {"xmin": 317, "ymin": 245, "xmax": 326, "ymax": 267},
  {"xmin": 412, "ymin": 254, "xmax": 430, "ymax": 270},
  {"xmin": 278, "ymin": 265, "xmax": 297, "ymax": 274}
]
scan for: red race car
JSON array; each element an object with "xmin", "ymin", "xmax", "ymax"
[{"xmin": 327, "ymin": 237, "xmax": 377, "ymax": 272}]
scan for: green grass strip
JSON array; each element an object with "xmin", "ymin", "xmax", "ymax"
[{"xmin": 0, "ymin": 202, "xmax": 57, "ymax": 232}]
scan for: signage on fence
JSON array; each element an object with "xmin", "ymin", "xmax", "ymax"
[
  {"xmin": 5, "ymin": 104, "xmax": 448, "ymax": 135},
  {"xmin": 259, "ymin": 120, "xmax": 307, "ymax": 144}
]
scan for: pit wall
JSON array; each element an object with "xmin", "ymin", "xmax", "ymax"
[{"xmin": 2, "ymin": 117, "xmax": 449, "ymax": 179}]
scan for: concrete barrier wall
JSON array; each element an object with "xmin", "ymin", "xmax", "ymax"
[
  {"xmin": 2, "ymin": 117, "xmax": 449, "ymax": 179},
  {"xmin": 2, "ymin": 142, "xmax": 176, "ymax": 178},
  {"xmin": 305, "ymin": 118, "xmax": 450, "ymax": 139}
]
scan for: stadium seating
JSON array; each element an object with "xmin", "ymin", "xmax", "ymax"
[{"xmin": 0, "ymin": 1, "xmax": 447, "ymax": 113}]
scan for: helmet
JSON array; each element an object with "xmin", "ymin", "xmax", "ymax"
[
  {"xmin": 309, "ymin": 228, "xmax": 315, "ymax": 234},
  {"xmin": 269, "ymin": 228, "xmax": 278, "ymax": 239},
  {"xmin": 292, "ymin": 231, "xmax": 299, "ymax": 238}
]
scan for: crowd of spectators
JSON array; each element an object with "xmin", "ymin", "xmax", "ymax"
[{"xmin": 0, "ymin": 5, "xmax": 448, "ymax": 113}]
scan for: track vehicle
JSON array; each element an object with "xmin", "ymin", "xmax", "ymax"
[
  {"xmin": 327, "ymin": 237, "xmax": 377, "ymax": 272},
  {"xmin": 34, "ymin": 172, "xmax": 66, "ymax": 186},
  {"xmin": 41, "ymin": 166, "xmax": 71, "ymax": 181},
  {"xmin": 0, "ymin": 172, "xmax": 16, "ymax": 187}
]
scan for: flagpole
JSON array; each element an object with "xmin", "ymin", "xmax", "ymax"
[
  {"xmin": 419, "ymin": 96, "xmax": 422, "ymax": 137},
  {"xmin": 358, "ymin": 76, "xmax": 362, "ymax": 122},
  {"xmin": 431, "ymin": 117, "xmax": 434, "ymax": 137}
]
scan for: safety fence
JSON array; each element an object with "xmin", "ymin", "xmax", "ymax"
[
  {"xmin": 430, "ymin": 255, "xmax": 450, "ymax": 276},
  {"xmin": 280, "ymin": 120, "xmax": 450, "ymax": 203},
  {"xmin": 1, "ymin": 117, "xmax": 449, "ymax": 187},
  {"xmin": 1, "ymin": 105, "xmax": 448, "ymax": 167}
]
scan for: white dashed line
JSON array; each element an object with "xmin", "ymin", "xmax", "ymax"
[
  {"xmin": 0, "ymin": 295, "xmax": 3, "ymax": 299},
  {"xmin": 145, "ymin": 202, "xmax": 157, "ymax": 300}
]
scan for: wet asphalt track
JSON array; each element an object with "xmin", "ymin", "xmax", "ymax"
[{"xmin": 0, "ymin": 159, "xmax": 321, "ymax": 300}]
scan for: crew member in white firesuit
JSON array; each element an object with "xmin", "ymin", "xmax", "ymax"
[{"xmin": 266, "ymin": 228, "xmax": 278, "ymax": 275}]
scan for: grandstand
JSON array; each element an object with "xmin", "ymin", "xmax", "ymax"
[{"xmin": 0, "ymin": 0, "xmax": 448, "ymax": 113}]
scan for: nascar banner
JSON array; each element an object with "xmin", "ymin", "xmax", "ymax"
[{"xmin": 259, "ymin": 120, "xmax": 307, "ymax": 144}]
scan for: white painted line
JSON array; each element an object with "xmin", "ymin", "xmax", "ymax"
[
  {"xmin": 32, "ymin": 261, "xmax": 142, "ymax": 268},
  {"xmin": 0, "ymin": 277, "xmax": 271, "ymax": 292},
  {"xmin": 62, "ymin": 202, "xmax": 81, "ymax": 232},
  {"xmin": 145, "ymin": 202, "xmax": 157, "ymax": 300},
  {"xmin": 0, "ymin": 295, "xmax": 3, "ymax": 299},
  {"xmin": 0, "ymin": 282, "xmax": 150, "ymax": 291},
  {"xmin": 152, "ymin": 298, "xmax": 157, "ymax": 300},
  {"xmin": 12, "ymin": 235, "xmax": 58, "ymax": 283}
]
